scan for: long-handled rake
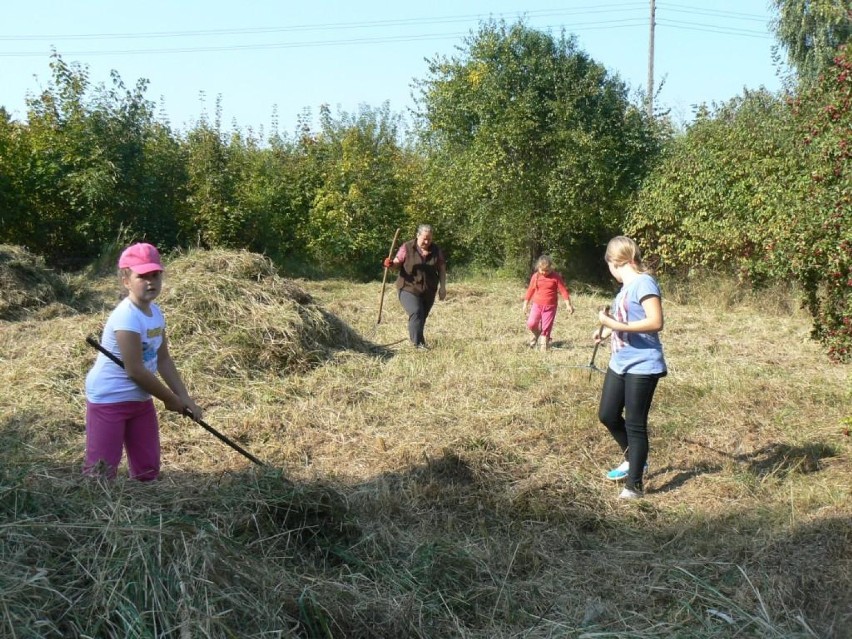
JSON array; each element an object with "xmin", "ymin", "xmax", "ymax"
[
  {"xmin": 377, "ymin": 227, "xmax": 401, "ymax": 325},
  {"xmin": 564, "ymin": 340, "xmax": 607, "ymax": 380},
  {"xmin": 369, "ymin": 227, "xmax": 410, "ymax": 349},
  {"xmin": 564, "ymin": 320, "xmax": 607, "ymax": 380},
  {"xmin": 585, "ymin": 339, "xmax": 606, "ymax": 380},
  {"xmin": 85, "ymin": 336, "xmax": 266, "ymax": 467}
]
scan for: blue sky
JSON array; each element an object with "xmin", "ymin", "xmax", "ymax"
[{"xmin": 1, "ymin": 1, "xmax": 785, "ymax": 134}]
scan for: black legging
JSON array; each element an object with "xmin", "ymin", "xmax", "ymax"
[
  {"xmin": 598, "ymin": 368, "xmax": 663, "ymax": 490},
  {"xmin": 398, "ymin": 289, "xmax": 436, "ymax": 346}
]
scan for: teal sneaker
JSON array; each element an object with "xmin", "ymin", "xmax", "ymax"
[{"xmin": 606, "ymin": 461, "xmax": 648, "ymax": 481}]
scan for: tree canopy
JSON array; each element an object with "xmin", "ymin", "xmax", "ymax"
[
  {"xmin": 413, "ymin": 21, "xmax": 659, "ymax": 274},
  {"xmin": 771, "ymin": 0, "xmax": 852, "ymax": 85}
]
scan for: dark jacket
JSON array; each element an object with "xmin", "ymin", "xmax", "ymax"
[{"xmin": 396, "ymin": 239, "xmax": 443, "ymax": 296}]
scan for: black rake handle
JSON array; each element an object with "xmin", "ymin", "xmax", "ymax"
[
  {"xmin": 588, "ymin": 340, "xmax": 602, "ymax": 382},
  {"xmin": 589, "ymin": 317, "xmax": 608, "ymax": 381},
  {"xmin": 85, "ymin": 336, "xmax": 266, "ymax": 467}
]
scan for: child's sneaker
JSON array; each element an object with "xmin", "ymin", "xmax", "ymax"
[
  {"xmin": 528, "ymin": 337, "xmax": 538, "ymax": 348},
  {"xmin": 540, "ymin": 337, "xmax": 551, "ymax": 352},
  {"xmin": 619, "ymin": 486, "xmax": 644, "ymax": 500},
  {"xmin": 606, "ymin": 461, "xmax": 649, "ymax": 481},
  {"xmin": 606, "ymin": 460, "xmax": 630, "ymax": 481}
]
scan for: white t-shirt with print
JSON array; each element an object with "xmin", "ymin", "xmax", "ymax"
[{"xmin": 85, "ymin": 297, "xmax": 165, "ymax": 404}]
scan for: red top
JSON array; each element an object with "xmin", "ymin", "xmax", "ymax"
[{"xmin": 525, "ymin": 271, "xmax": 570, "ymax": 307}]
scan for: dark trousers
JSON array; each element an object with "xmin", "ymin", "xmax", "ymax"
[
  {"xmin": 398, "ymin": 289, "xmax": 436, "ymax": 346},
  {"xmin": 598, "ymin": 368, "xmax": 663, "ymax": 490}
]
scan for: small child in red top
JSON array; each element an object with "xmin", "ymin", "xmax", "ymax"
[{"xmin": 522, "ymin": 255, "xmax": 575, "ymax": 350}]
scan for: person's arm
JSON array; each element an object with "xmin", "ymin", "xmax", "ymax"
[
  {"xmin": 556, "ymin": 275, "xmax": 575, "ymax": 314},
  {"xmin": 593, "ymin": 305, "xmax": 611, "ymax": 343},
  {"xmin": 597, "ymin": 295, "xmax": 663, "ymax": 334},
  {"xmin": 522, "ymin": 275, "xmax": 536, "ymax": 313},
  {"xmin": 157, "ymin": 333, "xmax": 203, "ymax": 419},
  {"xmin": 593, "ymin": 325, "xmax": 613, "ymax": 342},
  {"xmin": 383, "ymin": 244, "xmax": 407, "ymax": 269},
  {"xmin": 394, "ymin": 244, "xmax": 407, "ymax": 267},
  {"xmin": 116, "ymin": 330, "xmax": 187, "ymax": 414}
]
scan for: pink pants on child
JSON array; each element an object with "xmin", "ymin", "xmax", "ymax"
[
  {"xmin": 85, "ymin": 399, "xmax": 160, "ymax": 481},
  {"xmin": 527, "ymin": 303, "xmax": 558, "ymax": 338}
]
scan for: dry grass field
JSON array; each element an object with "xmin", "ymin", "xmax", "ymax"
[{"xmin": 1, "ymin": 246, "xmax": 850, "ymax": 638}]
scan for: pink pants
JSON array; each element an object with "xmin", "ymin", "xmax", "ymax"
[
  {"xmin": 85, "ymin": 399, "xmax": 160, "ymax": 481},
  {"xmin": 527, "ymin": 303, "xmax": 558, "ymax": 338}
]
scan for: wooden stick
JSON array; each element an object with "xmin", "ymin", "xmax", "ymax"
[{"xmin": 377, "ymin": 227, "xmax": 401, "ymax": 324}]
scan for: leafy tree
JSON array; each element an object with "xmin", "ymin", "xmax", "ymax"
[
  {"xmin": 771, "ymin": 0, "xmax": 852, "ymax": 85},
  {"xmin": 228, "ymin": 130, "xmax": 310, "ymax": 262},
  {"xmin": 184, "ymin": 100, "xmax": 239, "ymax": 248},
  {"xmin": 626, "ymin": 89, "xmax": 806, "ymax": 282},
  {"xmin": 785, "ymin": 45, "xmax": 852, "ymax": 361},
  {"xmin": 15, "ymin": 54, "xmax": 185, "ymax": 265},
  {"xmin": 304, "ymin": 104, "xmax": 411, "ymax": 278},
  {"xmin": 414, "ymin": 20, "xmax": 659, "ymax": 274},
  {"xmin": 139, "ymin": 121, "xmax": 190, "ymax": 247},
  {"xmin": 0, "ymin": 109, "xmax": 32, "ymax": 248},
  {"xmin": 17, "ymin": 55, "xmax": 95, "ymax": 264},
  {"xmin": 628, "ymin": 50, "xmax": 851, "ymax": 362}
]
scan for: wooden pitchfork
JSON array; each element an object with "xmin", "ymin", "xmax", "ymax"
[{"xmin": 377, "ymin": 227, "xmax": 401, "ymax": 325}]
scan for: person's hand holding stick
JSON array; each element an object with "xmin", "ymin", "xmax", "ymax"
[{"xmin": 377, "ymin": 228, "xmax": 401, "ymax": 325}]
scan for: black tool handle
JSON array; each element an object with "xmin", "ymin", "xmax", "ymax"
[{"xmin": 85, "ymin": 336, "xmax": 266, "ymax": 466}]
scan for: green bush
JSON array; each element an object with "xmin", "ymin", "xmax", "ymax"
[{"xmin": 785, "ymin": 46, "xmax": 852, "ymax": 361}]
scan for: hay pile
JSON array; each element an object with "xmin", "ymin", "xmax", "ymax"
[
  {"xmin": 159, "ymin": 248, "xmax": 367, "ymax": 375},
  {"xmin": 0, "ymin": 245, "xmax": 72, "ymax": 320}
]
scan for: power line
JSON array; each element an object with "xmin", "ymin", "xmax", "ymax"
[
  {"xmin": 657, "ymin": 2, "xmax": 770, "ymax": 22},
  {"xmin": 0, "ymin": 33, "xmax": 469, "ymax": 57},
  {"xmin": 0, "ymin": 20, "xmax": 651, "ymax": 58},
  {"xmin": 657, "ymin": 19, "xmax": 771, "ymax": 39},
  {"xmin": 0, "ymin": 4, "xmax": 649, "ymax": 41},
  {"xmin": 0, "ymin": 3, "xmax": 773, "ymax": 58}
]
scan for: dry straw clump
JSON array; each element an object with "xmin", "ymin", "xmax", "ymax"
[
  {"xmin": 160, "ymin": 248, "xmax": 367, "ymax": 375},
  {"xmin": 0, "ymin": 244, "xmax": 72, "ymax": 320}
]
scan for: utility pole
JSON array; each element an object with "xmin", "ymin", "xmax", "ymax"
[{"xmin": 647, "ymin": 0, "xmax": 655, "ymax": 119}]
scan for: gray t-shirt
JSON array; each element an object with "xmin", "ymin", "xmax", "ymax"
[{"xmin": 609, "ymin": 274, "xmax": 667, "ymax": 375}]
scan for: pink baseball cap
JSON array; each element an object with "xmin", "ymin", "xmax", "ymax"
[{"xmin": 118, "ymin": 243, "xmax": 163, "ymax": 274}]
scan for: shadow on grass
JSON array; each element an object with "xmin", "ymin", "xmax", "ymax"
[
  {"xmin": 651, "ymin": 462, "xmax": 726, "ymax": 493},
  {"xmin": 316, "ymin": 308, "xmax": 397, "ymax": 361},
  {"xmin": 2, "ymin": 440, "xmax": 849, "ymax": 638},
  {"xmin": 654, "ymin": 438, "xmax": 841, "ymax": 494}
]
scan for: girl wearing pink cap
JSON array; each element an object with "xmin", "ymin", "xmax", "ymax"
[{"xmin": 84, "ymin": 242, "xmax": 202, "ymax": 480}]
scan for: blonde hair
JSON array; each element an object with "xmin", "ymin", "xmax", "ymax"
[
  {"xmin": 605, "ymin": 236, "xmax": 650, "ymax": 273},
  {"xmin": 535, "ymin": 254, "xmax": 553, "ymax": 271}
]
